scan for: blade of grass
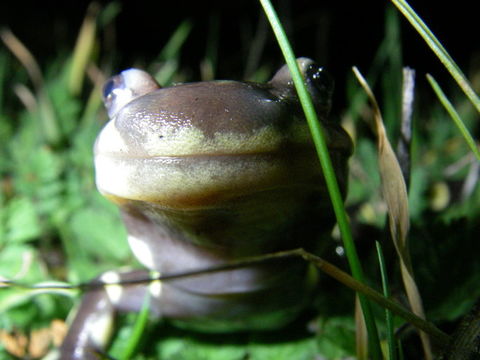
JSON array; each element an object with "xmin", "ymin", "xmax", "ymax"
[
  {"xmin": 153, "ymin": 20, "xmax": 193, "ymax": 85},
  {"xmin": 294, "ymin": 249, "xmax": 450, "ymax": 347},
  {"xmin": 439, "ymin": 300, "xmax": 480, "ymax": 360},
  {"xmin": 376, "ymin": 241, "xmax": 396, "ymax": 360},
  {"xmin": 3, "ymin": 248, "xmax": 451, "ymax": 347},
  {"xmin": 390, "ymin": 0, "xmax": 480, "ymax": 115},
  {"xmin": 80, "ymin": 65, "xmax": 105, "ymax": 127},
  {"xmin": 427, "ymin": 74, "xmax": 480, "ymax": 162},
  {"xmin": 0, "ymin": 29, "xmax": 61, "ymax": 145},
  {"xmin": 244, "ymin": 15, "xmax": 268, "ymax": 80},
  {"xmin": 346, "ymin": 5, "xmax": 402, "ymax": 125},
  {"xmin": 0, "ymin": 29, "xmax": 43, "ymax": 90},
  {"xmin": 0, "ymin": 52, "xmax": 7, "ymax": 111},
  {"xmin": 398, "ymin": 342, "xmax": 405, "ymax": 360},
  {"xmin": 355, "ymin": 295, "xmax": 369, "ymax": 360},
  {"xmin": 200, "ymin": 14, "xmax": 220, "ymax": 80},
  {"xmin": 119, "ymin": 291, "xmax": 151, "ymax": 360},
  {"xmin": 381, "ymin": 5, "xmax": 403, "ymax": 136},
  {"xmin": 398, "ymin": 67, "xmax": 416, "ymax": 184},
  {"xmin": 353, "ymin": 66, "xmax": 433, "ymax": 360},
  {"xmin": 156, "ymin": 19, "xmax": 193, "ymax": 61},
  {"xmin": 258, "ymin": 1, "xmax": 382, "ymax": 358},
  {"xmin": 68, "ymin": 3, "xmax": 99, "ymax": 96}
]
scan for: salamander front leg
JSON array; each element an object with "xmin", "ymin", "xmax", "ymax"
[{"xmin": 59, "ymin": 270, "xmax": 156, "ymax": 360}]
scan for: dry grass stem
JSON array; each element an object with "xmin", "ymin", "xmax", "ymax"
[{"xmin": 353, "ymin": 66, "xmax": 433, "ymax": 359}]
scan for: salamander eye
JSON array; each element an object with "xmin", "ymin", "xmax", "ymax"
[
  {"xmin": 102, "ymin": 76, "xmax": 122, "ymax": 117},
  {"xmin": 102, "ymin": 77, "xmax": 118, "ymax": 102},
  {"xmin": 102, "ymin": 68, "xmax": 161, "ymax": 119},
  {"xmin": 305, "ymin": 63, "xmax": 334, "ymax": 114},
  {"xmin": 102, "ymin": 74, "xmax": 134, "ymax": 118},
  {"xmin": 306, "ymin": 64, "xmax": 333, "ymax": 99}
]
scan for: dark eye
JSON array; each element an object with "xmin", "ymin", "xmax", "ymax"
[
  {"xmin": 103, "ymin": 78, "xmax": 117, "ymax": 101},
  {"xmin": 304, "ymin": 64, "xmax": 334, "ymax": 115},
  {"xmin": 102, "ymin": 74, "xmax": 127, "ymax": 118},
  {"xmin": 102, "ymin": 76, "xmax": 124, "ymax": 103},
  {"xmin": 305, "ymin": 64, "xmax": 334, "ymax": 100}
]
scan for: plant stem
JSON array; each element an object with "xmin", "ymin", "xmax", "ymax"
[
  {"xmin": 390, "ymin": 0, "xmax": 480, "ymax": 115},
  {"xmin": 258, "ymin": 0, "xmax": 382, "ymax": 358}
]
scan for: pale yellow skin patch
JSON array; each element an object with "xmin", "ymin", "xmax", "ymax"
[
  {"xmin": 95, "ymin": 152, "xmax": 282, "ymax": 207},
  {"xmin": 96, "ymin": 113, "xmax": 311, "ymax": 157},
  {"xmin": 108, "ymin": 88, "xmax": 135, "ymax": 119},
  {"xmin": 94, "ymin": 118, "xmax": 311, "ymax": 207},
  {"xmin": 100, "ymin": 271, "xmax": 123, "ymax": 304},
  {"xmin": 94, "ymin": 120, "xmax": 128, "ymax": 156},
  {"xmin": 128, "ymin": 235, "xmax": 156, "ymax": 269},
  {"xmin": 149, "ymin": 125, "xmax": 280, "ymax": 156},
  {"xmin": 84, "ymin": 298, "xmax": 115, "ymax": 350},
  {"xmin": 148, "ymin": 271, "xmax": 162, "ymax": 298}
]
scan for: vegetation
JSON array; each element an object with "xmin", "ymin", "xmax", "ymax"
[{"xmin": 0, "ymin": 1, "xmax": 479, "ymax": 359}]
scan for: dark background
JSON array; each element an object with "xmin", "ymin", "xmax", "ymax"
[{"xmin": 1, "ymin": 0, "xmax": 479, "ymax": 89}]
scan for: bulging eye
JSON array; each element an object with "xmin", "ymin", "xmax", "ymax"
[
  {"xmin": 102, "ymin": 74, "xmax": 131, "ymax": 118},
  {"xmin": 103, "ymin": 77, "xmax": 119, "ymax": 102},
  {"xmin": 102, "ymin": 69, "xmax": 160, "ymax": 119},
  {"xmin": 305, "ymin": 64, "xmax": 334, "ymax": 102}
]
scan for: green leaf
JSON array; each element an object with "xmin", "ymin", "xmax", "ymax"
[
  {"xmin": 248, "ymin": 337, "xmax": 316, "ymax": 360},
  {"xmin": 4, "ymin": 197, "xmax": 41, "ymax": 243},
  {"xmin": 0, "ymin": 243, "xmax": 37, "ymax": 279},
  {"xmin": 426, "ymin": 74, "xmax": 480, "ymax": 162},
  {"xmin": 390, "ymin": 0, "xmax": 480, "ymax": 115},
  {"xmin": 68, "ymin": 206, "xmax": 129, "ymax": 262},
  {"xmin": 316, "ymin": 317, "xmax": 356, "ymax": 357}
]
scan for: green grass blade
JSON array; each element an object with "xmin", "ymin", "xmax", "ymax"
[
  {"xmin": 153, "ymin": 20, "xmax": 193, "ymax": 85},
  {"xmin": 398, "ymin": 341, "xmax": 405, "ymax": 360},
  {"xmin": 427, "ymin": 74, "xmax": 480, "ymax": 162},
  {"xmin": 0, "ymin": 52, "xmax": 6, "ymax": 111},
  {"xmin": 201, "ymin": 14, "xmax": 220, "ymax": 80},
  {"xmin": 1, "ymin": 29, "xmax": 61, "ymax": 145},
  {"xmin": 376, "ymin": 241, "xmax": 396, "ymax": 360},
  {"xmin": 296, "ymin": 249, "xmax": 450, "ymax": 346},
  {"xmin": 119, "ymin": 292, "xmax": 151, "ymax": 360},
  {"xmin": 390, "ymin": 0, "xmax": 480, "ymax": 115},
  {"xmin": 258, "ymin": 0, "xmax": 382, "ymax": 358},
  {"xmin": 157, "ymin": 19, "xmax": 193, "ymax": 61},
  {"xmin": 80, "ymin": 79, "xmax": 104, "ymax": 128},
  {"xmin": 68, "ymin": 3, "xmax": 98, "ymax": 96}
]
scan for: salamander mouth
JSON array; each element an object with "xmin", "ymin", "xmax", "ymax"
[
  {"xmin": 96, "ymin": 149, "xmax": 290, "ymax": 161},
  {"xmin": 94, "ymin": 150, "xmax": 334, "ymax": 208},
  {"xmin": 94, "ymin": 115, "xmax": 352, "ymax": 208}
]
